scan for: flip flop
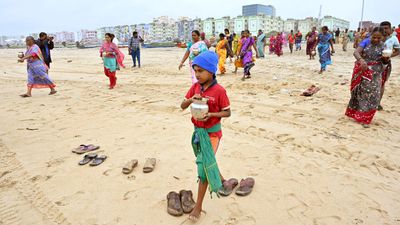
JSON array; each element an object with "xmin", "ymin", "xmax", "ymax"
[
  {"xmin": 89, "ymin": 155, "xmax": 107, "ymax": 166},
  {"xmin": 72, "ymin": 144, "xmax": 88, "ymax": 153},
  {"xmin": 122, "ymin": 159, "xmax": 138, "ymax": 174},
  {"xmin": 235, "ymin": 178, "xmax": 255, "ymax": 196},
  {"xmin": 179, "ymin": 190, "xmax": 196, "ymax": 214},
  {"xmin": 218, "ymin": 178, "xmax": 239, "ymax": 196},
  {"xmin": 74, "ymin": 144, "xmax": 100, "ymax": 154},
  {"xmin": 20, "ymin": 94, "xmax": 31, "ymax": 98},
  {"xmin": 49, "ymin": 90, "xmax": 57, "ymax": 95},
  {"xmin": 143, "ymin": 158, "xmax": 156, "ymax": 173},
  {"xmin": 167, "ymin": 191, "xmax": 183, "ymax": 217},
  {"xmin": 78, "ymin": 153, "xmax": 97, "ymax": 165}
]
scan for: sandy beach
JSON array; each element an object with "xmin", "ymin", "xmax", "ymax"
[{"xmin": 0, "ymin": 46, "xmax": 399, "ymax": 225}]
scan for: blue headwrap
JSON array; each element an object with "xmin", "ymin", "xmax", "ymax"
[{"xmin": 192, "ymin": 51, "xmax": 218, "ymax": 78}]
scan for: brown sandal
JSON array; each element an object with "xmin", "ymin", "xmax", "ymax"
[
  {"xmin": 122, "ymin": 159, "xmax": 138, "ymax": 174},
  {"xmin": 235, "ymin": 178, "xmax": 255, "ymax": 196},
  {"xmin": 218, "ymin": 178, "xmax": 239, "ymax": 196},
  {"xmin": 143, "ymin": 158, "xmax": 156, "ymax": 173},
  {"xmin": 167, "ymin": 191, "xmax": 183, "ymax": 217},
  {"xmin": 179, "ymin": 190, "xmax": 196, "ymax": 214}
]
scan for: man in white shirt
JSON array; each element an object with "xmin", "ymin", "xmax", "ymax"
[{"xmin": 379, "ymin": 21, "xmax": 400, "ymax": 110}]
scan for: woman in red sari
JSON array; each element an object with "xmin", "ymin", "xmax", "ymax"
[
  {"xmin": 99, "ymin": 33, "xmax": 125, "ymax": 89},
  {"xmin": 269, "ymin": 35, "xmax": 276, "ymax": 54},
  {"xmin": 345, "ymin": 27, "xmax": 387, "ymax": 128},
  {"xmin": 306, "ymin": 27, "xmax": 318, "ymax": 60},
  {"xmin": 274, "ymin": 32, "xmax": 283, "ymax": 56}
]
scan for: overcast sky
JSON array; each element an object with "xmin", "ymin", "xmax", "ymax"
[{"xmin": 0, "ymin": 0, "xmax": 398, "ymax": 35}]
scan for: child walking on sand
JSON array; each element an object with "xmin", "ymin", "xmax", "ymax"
[{"xmin": 180, "ymin": 51, "xmax": 231, "ymax": 221}]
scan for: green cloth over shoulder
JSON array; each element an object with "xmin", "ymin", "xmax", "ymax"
[{"xmin": 191, "ymin": 123, "xmax": 222, "ymax": 195}]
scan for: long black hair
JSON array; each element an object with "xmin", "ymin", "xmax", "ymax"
[{"xmin": 105, "ymin": 33, "xmax": 115, "ymax": 41}]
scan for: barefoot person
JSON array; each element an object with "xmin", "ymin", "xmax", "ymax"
[
  {"xmin": 378, "ymin": 21, "xmax": 400, "ymax": 110},
  {"xmin": 306, "ymin": 27, "xmax": 318, "ymax": 60},
  {"xmin": 179, "ymin": 30, "xmax": 208, "ymax": 84},
  {"xmin": 288, "ymin": 30, "xmax": 295, "ymax": 54},
  {"xmin": 180, "ymin": 51, "xmax": 232, "ymax": 221},
  {"xmin": 18, "ymin": 36, "xmax": 56, "ymax": 97},
  {"xmin": 233, "ymin": 31, "xmax": 245, "ymax": 74},
  {"xmin": 315, "ymin": 26, "xmax": 335, "ymax": 74},
  {"xmin": 216, "ymin": 33, "xmax": 233, "ymax": 75},
  {"xmin": 99, "ymin": 33, "xmax": 125, "ymax": 89},
  {"xmin": 345, "ymin": 27, "xmax": 387, "ymax": 128},
  {"xmin": 274, "ymin": 32, "xmax": 284, "ymax": 57},
  {"xmin": 256, "ymin": 30, "xmax": 266, "ymax": 58},
  {"xmin": 295, "ymin": 30, "xmax": 303, "ymax": 51},
  {"xmin": 240, "ymin": 30, "xmax": 258, "ymax": 80}
]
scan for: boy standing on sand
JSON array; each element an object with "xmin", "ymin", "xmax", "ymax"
[{"xmin": 180, "ymin": 51, "xmax": 231, "ymax": 221}]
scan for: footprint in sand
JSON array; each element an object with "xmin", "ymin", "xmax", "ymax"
[
  {"xmin": 285, "ymin": 193, "xmax": 309, "ymax": 218},
  {"xmin": 313, "ymin": 215, "xmax": 342, "ymax": 225},
  {"xmin": 46, "ymin": 157, "xmax": 66, "ymax": 168},
  {"xmin": 123, "ymin": 190, "xmax": 137, "ymax": 200},
  {"xmin": 103, "ymin": 169, "xmax": 112, "ymax": 176},
  {"xmin": 276, "ymin": 134, "xmax": 295, "ymax": 143}
]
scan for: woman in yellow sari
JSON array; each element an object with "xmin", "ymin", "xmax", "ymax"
[
  {"xmin": 216, "ymin": 33, "xmax": 232, "ymax": 75},
  {"xmin": 233, "ymin": 31, "xmax": 245, "ymax": 73}
]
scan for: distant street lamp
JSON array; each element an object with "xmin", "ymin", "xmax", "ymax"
[{"xmin": 360, "ymin": 0, "xmax": 365, "ymax": 29}]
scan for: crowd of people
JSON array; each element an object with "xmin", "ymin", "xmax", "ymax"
[{"xmin": 16, "ymin": 21, "xmax": 399, "ymax": 222}]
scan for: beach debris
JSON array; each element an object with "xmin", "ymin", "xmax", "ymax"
[
  {"xmin": 67, "ymin": 60, "xmax": 72, "ymax": 63},
  {"xmin": 173, "ymin": 176, "xmax": 180, "ymax": 180},
  {"xmin": 301, "ymin": 85, "xmax": 321, "ymax": 96},
  {"xmin": 26, "ymin": 128, "xmax": 39, "ymax": 131}
]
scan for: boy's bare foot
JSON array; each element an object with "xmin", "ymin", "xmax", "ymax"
[{"xmin": 188, "ymin": 207, "xmax": 205, "ymax": 222}]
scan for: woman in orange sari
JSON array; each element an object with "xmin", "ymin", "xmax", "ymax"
[
  {"xmin": 216, "ymin": 33, "xmax": 232, "ymax": 75},
  {"xmin": 233, "ymin": 31, "xmax": 245, "ymax": 74}
]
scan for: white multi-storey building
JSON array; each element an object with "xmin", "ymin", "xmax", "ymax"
[
  {"xmin": 77, "ymin": 30, "xmax": 98, "ymax": 42},
  {"xmin": 321, "ymin": 16, "xmax": 350, "ymax": 31},
  {"xmin": 297, "ymin": 17, "xmax": 319, "ymax": 35},
  {"xmin": 203, "ymin": 18, "xmax": 215, "ymax": 38},
  {"xmin": 215, "ymin": 17, "xmax": 232, "ymax": 35}
]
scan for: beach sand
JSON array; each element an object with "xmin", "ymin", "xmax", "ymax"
[{"xmin": 0, "ymin": 46, "xmax": 399, "ymax": 225}]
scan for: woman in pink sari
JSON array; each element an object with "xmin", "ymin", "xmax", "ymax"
[
  {"xmin": 179, "ymin": 30, "xmax": 208, "ymax": 83},
  {"xmin": 18, "ymin": 36, "xmax": 56, "ymax": 97},
  {"xmin": 274, "ymin": 32, "xmax": 284, "ymax": 57},
  {"xmin": 99, "ymin": 33, "xmax": 125, "ymax": 89}
]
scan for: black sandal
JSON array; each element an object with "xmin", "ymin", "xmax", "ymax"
[
  {"xmin": 89, "ymin": 155, "xmax": 107, "ymax": 166},
  {"xmin": 79, "ymin": 153, "xmax": 97, "ymax": 165}
]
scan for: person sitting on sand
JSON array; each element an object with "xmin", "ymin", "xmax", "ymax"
[
  {"xmin": 180, "ymin": 51, "xmax": 231, "ymax": 221},
  {"xmin": 18, "ymin": 36, "xmax": 57, "ymax": 97}
]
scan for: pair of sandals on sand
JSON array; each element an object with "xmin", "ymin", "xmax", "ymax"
[
  {"xmin": 72, "ymin": 144, "xmax": 107, "ymax": 166},
  {"xmin": 218, "ymin": 177, "xmax": 255, "ymax": 197},
  {"xmin": 122, "ymin": 158, "xmax": 157, "ymax": 174},
  {"xmin": 167, "ymin": 190, "xmax": 196, "ymax": 217}
]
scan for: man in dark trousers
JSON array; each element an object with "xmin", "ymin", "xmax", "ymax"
[
  {"xmin": 335, "ymin": 28, "xmax": 340, "ymax": 44},
  {"xmin": 36, "ymin": 32, "xmax": 54, "ymax": 68}
]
